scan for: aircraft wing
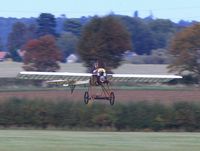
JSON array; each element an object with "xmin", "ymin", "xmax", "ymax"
[
  {"xmin": 17, "ymin": 71, "xmax": 92, "ymax": 85},
  {"xmin": 108, "ymin": 74, "xmax": 182, "ymax": 83}
]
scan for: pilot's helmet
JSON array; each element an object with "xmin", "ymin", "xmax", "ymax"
[
  {"xmin": 97, "ymin": 68, "xmax": 106, "ymax": 73},
  {"xmin": 97, "ymin": 68, "xmax": 106, "ymax": 76}
]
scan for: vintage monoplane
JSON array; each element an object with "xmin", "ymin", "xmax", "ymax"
[{"xmin": 17, "ymin": 64, "xmax": 182, "ymax": 105}]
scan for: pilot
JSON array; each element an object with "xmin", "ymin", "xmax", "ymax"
[
  {"xmin": 92, "ymin": 62, "xmax": 99, "ymax": 74},
  {"xmin": 97, "ymin": 68, "xmax": 107, "ymax": 83},
  {"xmin": 92, "ymin": 62, "xmax": 107, "ymax": 84}
]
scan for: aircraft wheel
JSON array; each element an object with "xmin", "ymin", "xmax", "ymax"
[
  {"xmin": 109, "ymin": 92, "xmax": 115, "ymax": 105},
  {"xmin": 84, "ymin": 91, "xmax": 90, "ymax": 104}
]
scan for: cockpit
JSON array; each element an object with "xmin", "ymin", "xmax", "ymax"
[{"xmin": 97, "ymin": 68, "xmax": 107, "ymax": 83}]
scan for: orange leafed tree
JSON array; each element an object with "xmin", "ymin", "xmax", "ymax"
[
  {"xmin": 23, "ymin": 35, "xmax": 61, "ymax": 71},
  {"xmin": 169, "ymin": 23, "xmax": 200, "ymax": 80}
]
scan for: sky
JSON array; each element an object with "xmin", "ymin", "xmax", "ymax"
[{"xmin": 0, "ymin": 0, "xmax": 200, "ymax": 22}]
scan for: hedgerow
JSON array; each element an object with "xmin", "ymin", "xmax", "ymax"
[{"xmin": 0, "ymin": 98, "xmax": 200, "ymax": 131}]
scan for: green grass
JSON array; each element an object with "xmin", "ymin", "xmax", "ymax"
[{"xmin": 0, "ymin": 130, "xmax": 200, "ymax": 151}]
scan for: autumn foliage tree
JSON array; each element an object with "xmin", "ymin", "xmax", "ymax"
[
  {"xmin": 23, "ymin": 35, "xmax": 61, "ymax": 71},
  {"xmin": 78, "ymin": 15, "xmax": 132, "ymax": 71},
  {"xmin": 169, "ymin": 23, "xmax": 200, "ymax": 81}
]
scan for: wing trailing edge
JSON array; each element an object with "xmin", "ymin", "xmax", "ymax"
[{"xmin": 109, "ymin": 74, "xmax": 182, "ymax": 83}]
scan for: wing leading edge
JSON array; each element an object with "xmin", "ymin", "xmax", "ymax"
[
  {"xmin": 17, "ymin": 71, "xmax": 182, "ymax": 84},
  {"xmin": 17, "ymin": 71, "xmax": 92, "ymax": 85}
]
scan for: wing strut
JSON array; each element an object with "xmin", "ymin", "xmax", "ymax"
[{"xmin": 69, "ymin": 85, "xmax": 76, "ymax": 94}]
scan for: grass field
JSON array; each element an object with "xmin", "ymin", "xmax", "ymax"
[{"xmin": 0, "ymin": 130, "xmax": 200, "ymax": 151}]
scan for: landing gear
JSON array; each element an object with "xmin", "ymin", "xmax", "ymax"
[
  {"xmin": 84, "ymin": 91, "xmax": 90, "ymax": 104},
  {"xmin": 84, "ymin": 80, "xmax": 115, "ymax": 105},
  {"xmin": 109, "ymin": 92, "xmax": 115, "ymax": 105}
]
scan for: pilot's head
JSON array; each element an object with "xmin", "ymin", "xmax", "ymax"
[
  {"xmin": 94, "ymin": 62, "xmax": 98, "ymax": 69},
  {"xmin": 93, "ymin": 60, "xmax": 105, "ymax": 69}
]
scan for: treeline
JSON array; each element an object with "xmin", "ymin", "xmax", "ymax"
[
  {"xmin": 0, "ymin": 13, "xmax": 197, "ymax": 61},
  {"xmin": 1, "ymin": 98, "xmax": 200, "ymax": 131}
]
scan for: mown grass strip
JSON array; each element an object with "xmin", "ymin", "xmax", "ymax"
[{"xmin": 0, "ymin": 130, "xmax": 200, "ymax": 151}]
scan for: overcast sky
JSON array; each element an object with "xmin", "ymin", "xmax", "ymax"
[{"xmin": 0, "ymin": 0, "xmax": 200, "ymax": 22}]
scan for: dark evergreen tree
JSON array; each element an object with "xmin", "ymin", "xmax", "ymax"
[
  {"xmin": 57, "ymin": 32, "xmax": 78, "ymax": 61},
  {"xmin": 120, "ymin": 16, "xmax": 156, "ymax": 55},
  {"xmin": 0, "ymin": 36, "xmax": 4, "ymax": 50},
  {"xmin": 26, "ymin": 24, "xmax": 37, "ymax": 40},
  {"xmin": 37, "ymin": 13, "xmax": 56, "ymax": 37},
  {"xmin": 149, "ymin": 19, "xmax": 177, "ymax": 49},
  {"xmin": 7, "ymin": 22, "xmax": 28, "ymax": 61},
  {"xmin": 63, "ymin": 19, "xmax": 82, "ymax": 36}
]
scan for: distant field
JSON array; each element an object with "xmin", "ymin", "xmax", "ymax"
[
  {"xmin": 1, "ymin": 89, "xmax": 200, "ymax": 104},
  {"xmin": 1, "ymin": 61, "xmax": 194, "ymax": 103},
  {"xmin": 0, "ymin": 61, "xmax": 23, "ymax": 78},
  {"xmin": 0, "ymin": 61, "xmax": 171, "ymax": 78},
  {"xmin": 0, "ymin": 130, "xmax": 199, "ymax": 151}
]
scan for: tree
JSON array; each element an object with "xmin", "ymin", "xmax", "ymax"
[
  {"xmin": 7, "ymin": 22, "xmax": 27, "ymax": 61},
  {"xmin": 26, "ymin": 24, "xmax": 37, "ymax": 40},
  {"xmin": 149, "ymin": 19, "xmax": 177, "ymax": 49},
  {"xmin": 0, "ymin": 36, "xmax": 4, "ymax": 50},
  {"xmin": 57, "ymin": 32, "xmax": 78, "ymax": 62},
  {"xmin": 37, "ymin": 13, "xmax": 56, "ymax": 37},
  {"xmin": 23, "ymin": 35, "xmax": 61, "ymax": 71},
  {"xmin": 169, "ymin": 23, "xmax": 200, "ymax": 81},
  {"xmin": 63, "ymin": 19, "xmax": 82, "ymax": 36},
  {"xmin": 78, "ymin": 15, "xmax": 132, "ymax": 71},
  {"xmin": 120, "ymin": 16, "xmax": 155, "ymax": 55}
]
